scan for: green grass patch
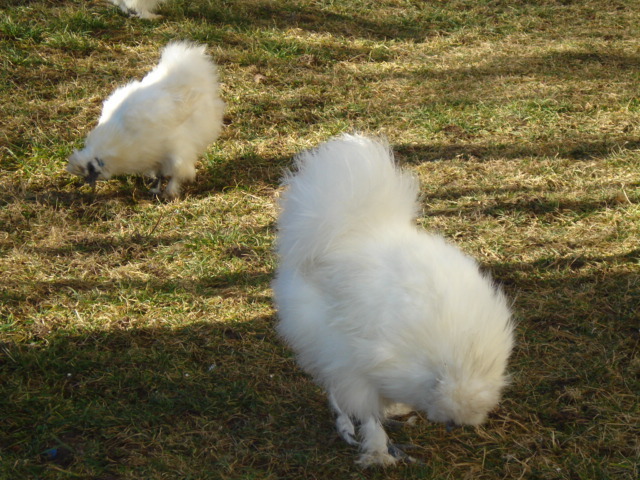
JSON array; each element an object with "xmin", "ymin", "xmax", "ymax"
[{"xmin": 1, "ymin": 0, "xmax": 638, "ymax": 479}]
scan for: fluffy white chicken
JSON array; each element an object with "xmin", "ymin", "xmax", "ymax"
[
  {"xmin": 272, "ymin": 134, "xmax": 514, "ymax": 467},
  {"xmin": 108, "ymin": 0, "xmax": 167, "ymax": 19},
  {"xmin": 67, "ymin": 41, "xmax": 224, "ymax": 198}
]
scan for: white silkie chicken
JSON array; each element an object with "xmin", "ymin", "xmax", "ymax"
[
  {"xmin": 108, "ymin": 0, "xmax": 167, "ymax": 19},
  {"xmin": 67, "ymin": 41, "xmax": 224, "ymax": 198},
  {"xmin": 272, "ymin": 134, "xmax": 515, "ymax": 467}
]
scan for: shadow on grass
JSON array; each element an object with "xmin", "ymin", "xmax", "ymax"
[
  {"xmin": 395, "ymin": 137, "xmax": 640, "ymax": 164},
  {"xmin": 426, "ymin": 196, "xmax": 624, "ymax": 219},
  {"xmin": 0, "ymin": 317, "xmax": 338, "ymax": 478},
  {"xmin": 170, "ymin": 0, "xmax": 640, "ymax": 84},
  {"xmin": 504, "ymin": 265, "xmax": 638, "ymax": 430},
  {"xmin": 493, "ymin": 248, "xmax": 640, "ymax": 288},
  {"xmin": 0, "ymin": 151, "xmax": 288, "ymax": 210},
  {"xmin": 1, "ymin": 257, "xmax": 638, "ymax": 477},
  {"xmin": 488, "ymin": 255, "xmax": 639, "ymax": 447},
  {"xmin": 1, "ymin": 133, "xmax": 636, "ymax": 221},
  {"xmin": 1, "ymin": 0, "xmax": 53, "ymax": 7},
  {"xmin": 32, "ymin": 233, "xmax": 183, "ymax": 256},
  {"xmin": 1, "ymin": 266, "xmax": 274, "ymax": 313},
  {"xmin": 201, "ymin": 135, "xmax": 639, "ymax": 195},
  {"xmin": 178, "ymin": 0, "xmax": 441, "ymax": 42},
  {"xmin": 386, "ymin": 51, "xmax": 640, "ymax": 83},
  {"xmin": 0, "ymin": 176, "xmax": 161, "ymax": 208},
  {"xmin": 193, "ymin": 152, "xmax": 291, "ymax": 195}
]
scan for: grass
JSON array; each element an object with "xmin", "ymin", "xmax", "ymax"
[{"xmin": 1, "ymin": 0, "xmax": 638, "ymax": 478}]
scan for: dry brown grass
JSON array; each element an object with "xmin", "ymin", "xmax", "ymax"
[{"xmin": 1, "ymin": 1, "xmax": 638, "ymax": 479}]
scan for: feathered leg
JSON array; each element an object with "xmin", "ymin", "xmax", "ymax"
[
  {"xmin": 356, "ymin": 417, "xmax": 397, "ymax": 467},
  {"xmin": 106, "ymin": 0, "xmax": 163, "ymax": 19},
  {"xmin": 329, "ymin": 390, "xmax": 419, "ymax": 466},
  {"xmin": 163, "ymin": 177, "xmax": 182, "ymax": 199},
  {"xmin": 383, "ymin": 402, "xmax": 419, "ymax": 430},
  {"xmin": 163, "ymin": 154, "xmax": 196, "ymax": 198},
  {"xmin": 356, "ymin": 417, "xmax": 421, "ymax": 467},
  {"xmin": 134, "ymin": 9, "xmax": 162, "ymax": 20},
  {"xmin": 149, "ymin": 175, "xmax": 164, "ymax": 195},
  {"xmin": 329, "ymin": 391, "xmax": 358, "ymax": 446}
]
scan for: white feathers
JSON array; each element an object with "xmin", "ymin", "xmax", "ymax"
[
  {"xmin": 273, "ymin": 134, "xmax": 514, "ymax": 466},
  {"xmin": 67, "ymin": 41, "xmax": 225, "ymax": 198},
  {"xmin": 277, "ymin": 134, "xmax": 419, "ymax": 271},
  {"xmin": 108, "ymin": 0, "xmax": 167, "ymax": 19}
]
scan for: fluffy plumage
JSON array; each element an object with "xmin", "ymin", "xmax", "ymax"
[
  {"xmin": 108, "ymin": 0, "xmax": 167, "ymax": 19},
  {"xmin": 67, "ymin": 41, "xmax": 224, "ymax": 198},
  {"xmin": 272, "ymin": 134, "xmax": 514, "ymax": 466}
]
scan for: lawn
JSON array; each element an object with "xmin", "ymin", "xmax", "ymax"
[{"xmin": 0, "ymin": 0, "xmax": 638, "ymax": 479}]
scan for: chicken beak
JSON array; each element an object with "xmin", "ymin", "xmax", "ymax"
[
  {"xmin": 445, "ymin": 420, "xmax": 458, "ymax": 433},
  {"xmin": 85, "ymin": 162, "xmax": 100, "ymax": 186}
]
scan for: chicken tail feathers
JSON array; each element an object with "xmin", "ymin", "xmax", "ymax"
[
  {"xmin": 276, "ymin": 134, "xmax": 420, "ymax": 269},
  {"xmin": 152, "ymin": 41, "xmax": 220, "ymax": 114}
]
